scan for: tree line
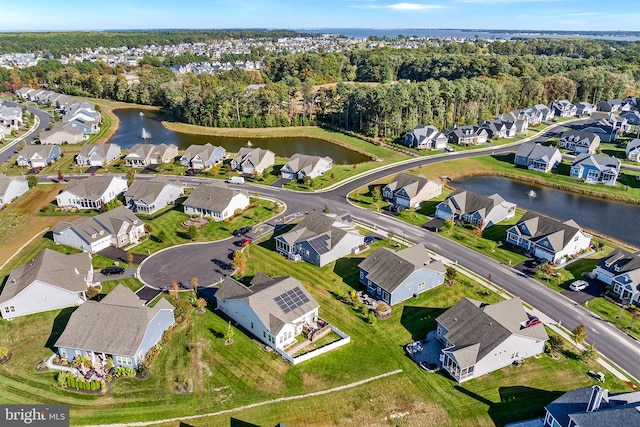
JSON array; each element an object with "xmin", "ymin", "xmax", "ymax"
[{"xmin": 1, "ymin": 38, "xmax": 638, "ymax": 140}]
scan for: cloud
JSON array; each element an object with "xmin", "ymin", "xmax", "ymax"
[{"xmin": 353, "ymin": 2, "xmax": 446, "ymax": 11}]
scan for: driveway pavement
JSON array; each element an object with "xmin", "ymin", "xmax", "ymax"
[
  {"xmin": 560, "ymin": 278, "xmax": 606, "ymax": 305},
  {"xmin": 93, "ymin": 267, "xmax": 137, "ymax": 282}
]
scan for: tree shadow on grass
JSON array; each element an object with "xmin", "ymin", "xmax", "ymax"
[
  {"xmin": 455, "ymin": 385, "xmax": 562, "ymax": 427},
  {"xmin": 45, "ymin": 307, "xmax": 77, "ymax": 352},
  {"xmin": 400, "ymin": 306, "xmax": 445, "ymax": 341}
]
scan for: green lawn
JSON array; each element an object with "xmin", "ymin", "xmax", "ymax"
[
  {"xmin": 0, "ymin": 231, "xmax": 634, "ymax": 426},
  {"xmin": 586, "ymin": 297, "xmax": 640, "ymax": 341},
  {"xmin": 131, "ymin": 198, "xmax": 282, "ymax": 255}
]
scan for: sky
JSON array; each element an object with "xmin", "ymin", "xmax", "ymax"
[{"xmin": 4, "ymin": 0, "xmax": 640, "ymax": 32}]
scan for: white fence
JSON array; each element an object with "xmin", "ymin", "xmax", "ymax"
[{"xmin": 276, "ymin": 326, "xmax": 351, "ymax": 365}]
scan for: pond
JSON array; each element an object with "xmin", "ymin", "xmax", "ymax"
[
  {"xmin": 108, "ymin": 108, "xmax": 371, "ymax": 164},
  {"xmin": 452, "ymin": 175, "xmax": 640, "ymax": 248}
]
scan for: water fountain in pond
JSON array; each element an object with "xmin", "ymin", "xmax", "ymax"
[
  {"xmin": 527, "ymin": 189, "xmax": 537, "ymax": 198},
  {"xmin": 141, "ymin": 128, "xmax": 151, "ymax": 140},
  {"xmin": 246, "ymin": 140, "xmax": 253, "ymax": 147},
  {"xmin": 139, "ymin": 111, "xmax": 144, "ymax": 116}
]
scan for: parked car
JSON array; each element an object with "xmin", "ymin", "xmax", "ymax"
[
  {"xmin": 364, "ymin": 235, "xmax": 375, "ymax": 245},
  {"xmin": 227, "ymin": 176, "xmax": 245, "ymax": 185},
  {"xmin": 101, "ymin": 265, "xmax": 125, "ymax": 276},
  {"xmin": 240, "ymin": 237, "xmax": 252, "ymax": 247},
  {"xmin": 185, "ymin": 168, "xmax": 197, "ymax": 176},
  {"xmin": 524, "ymin": 316, "xmax": 541, "ymax": 328},
  {"xmin": 232, "ymin": 226, "xmax": 251, "ymax": 237},
  {"xmin": 570, "ymin": 280, "xmax": 589, "ymax": 291}
]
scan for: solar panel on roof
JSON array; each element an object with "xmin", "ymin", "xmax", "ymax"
[
  {"xmin": 273, "ymin": 286, "xmax": 310, "ymax": 314},
  {"xmin": 309, "ymin": 234, "xmax": 331, "ymax": 255}
]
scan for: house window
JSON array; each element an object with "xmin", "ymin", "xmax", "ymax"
[
  {"xmin": 116, "ymin": 356, "xmax": 132, "ymax": 365},
  {"xmin": 359, "ymin": 271, "xmax": 364, "ymax": 279},
  {"xmin": 263, "ymin": 331, "xmax": 266, "ymax": 338},
  {"xmin": 59, "ymin": 348, "xmax": 67, "ymax": 359},
  {"xmin": 75, "ymin": 350, "xmax": 82, "ymax": 357},
  {"xmin": 251, "ymin": 322, "xmax": 254, "ymax": 329}
]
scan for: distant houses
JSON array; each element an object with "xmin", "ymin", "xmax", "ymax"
[
  {"xmin": 56, "ymin": 174, "xmax": 128, "ymax": 210},
  {"xmin": 382, "ymin": 173, "xmax": 442, "ymax": 209},
  {"xmin": 0, "ymin": 249, "xmax": 93, "ymax": 319},
  {"xmin": 124, "ymin": 144, "xmax": 178, "ymax": 168},
  {"xmin": 435, "ymin": 191, "xmax": 516, "ymax": 230},
  {"xmin": 358, "ymin": 244, "xmax": 445, "ymax": 305},
  {"xmin": 52, "ymin": 206, "xmax": 145, "ymax": 253},
  {"xmin": 182, "ymin": 183, "xmax": 250, "ymax": 221},
  {"xmin": 514, "ymin": 142, "xmax": 562, "ymax": 173},
  {"xmin": 179, "ymin": 143, "xmax": 226, "ymax": 170},
  {"xmin": 230, "ymin": 147, "xmax": 275, "ymax": 175},
  {"xmin": 550, "ymin": 100, "xmax": 577, "ymax": 118},
  {"xmin": 125, "ymin": 176, "xmax": 184, "ymax": 215},
  {"xmin": 436, "ymin": 297, "xmax": 548, "ymax": 383},
  {"xmin": 506, "ymin": 211, "xmax": 592, "ymax": 264},
  {"xmin": 404, "ymin": 125, "xmax": 448, "ymax": 150},
  {"xmin": 0, "ymin": 174, "xmax": 29, "ymax": 207},
  {"xmin": 626, "ymin": 138, "xmax": 640, "ymax": 162},
  {"xmin": 39, "ymin": 122, "xmax": 86, "ymax": 145},
  {"xmin": 16, "ymin": 144, "xmax": 61, "ymax": 168},
  {"xmin": 55, "ymin": 285, "xmax": 175, "ymax": 370},
  {"xmin": 570, "ymin": 153, "xmax": 620, "ymax": 186},
  {"xmin": 0, "ymin": 102, "xmax": 23, "ymax": 131},
  {"xmin": 280, "ymin": 154, "xmax": 333, "ymax": 180},
  {"xmin": 559, "ymin": 130, "xmax": 601, "ymax": 154},
  {"xmin": 447, "ymin": 125, "xmax": 488, "ymax": 146},
  {"xmin": 76, "ymin": 144, "xmax": 121, "ymax": 167},
  {"xmin": 275, "ymin": 212, "xmax": 364, "ymax": 267},
  {"xmin": 575, "ymin": 102, "xmax": 597, "ymax": 116}
]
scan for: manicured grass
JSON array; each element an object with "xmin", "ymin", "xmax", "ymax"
[
  {"xmin": 131, "ymin": 198, "xmax": 282, "ymax": 255},
  {"xmin": 0, "ymin": 233, "xmax": 634, "ymax": 426},
  {"xmin": 586, "ymin": 297, "xmax": 640, "ymax": 340},
  {"xmin": 438, "ymin": 216, "xmax": 529, "ymax": 268}
]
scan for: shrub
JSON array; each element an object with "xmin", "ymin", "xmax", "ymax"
[
  {"xmin": 173, "ymin": 298, "xmax": 192, "ymax": 319},
  {"xmin": 0, "ymin": 347, "xmax": 9, "ymax": 358},
  {"xmin": 86, "ymin": 286, "xmax": 100, "ymax": 299}
]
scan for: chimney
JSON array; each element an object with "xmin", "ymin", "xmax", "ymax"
[{"xmin": 587, "ymin": 385, "xmax": 605, "ymax": 413}]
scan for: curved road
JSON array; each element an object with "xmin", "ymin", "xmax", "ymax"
[
  {"xmin": 137, "ymin": 118, "xmax": 640, "ymax": 381},
  {"xmin": 0, "ymin": 100, "xmax": 52, "ymax": 164}
]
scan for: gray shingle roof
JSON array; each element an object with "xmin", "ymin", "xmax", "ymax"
[
  {"xmin": 78, "ymin": 143, "xmax": 120, "ymax": 159},
  {"xmin": 183, "ymin": 183, "xmax": 246, "ymax": 213},
  {"xmin": 546, "ymin": 386, "xmax": 640, "ymax": 427},
  {"xmin": 276, "ymin": 212, "xmax": 357, "ymax": 248},
  {"xmin": 54, "ymin": 284, "xmax": 174, "ymax": 357},
  {"xmin": 0, "ymin": 174, "xmax": 27, "ymax": 196},
  {"xmin": 436, "ymin": 298, "xmax": 547, "ymax": 368},
  {"xmin": 442, "ymin": 191, "xmax": 506, "ymax": 217},
  {"xmin": 0, "ymin": 249, "xmax": 92, "ymax": 304},
  {"xmin": 384, "ymin": 173, "xmax": 441, "ymax": 199},
  {"xmin": 515, "ymin": 142, "xmax": 559, "ymax": 163},
  {"xmin": 358, "ymin": 244, "xmax": 445, "ymax": 293},
  {"xmin": 233, "ymin": 147, "xmax": 274, "ymax": 170},
  {"xmin": 282, "ymin": 153, "xmax": 332, "ymax": 175},
  {"xmin": 597, "ymin": 248, "xmax": 640, "ymax": 275},
  {"xmin": 572, "ymin": 153, "xmax": 620, "ymax": 171},
  {"xmin": 181, "ymin": 143, "xmax": 224, "ymax": 163},
  {"xmin": 510, "ymin": 211, "xmax": 585, "ymax": 253},
  {"xmin": 18, "ymin": 144, "xmax": 57, "ymax": 160},
  {"xmin": 52, "ymin": 205, "xmax": 142, "ymax": 244},
  {"xmin": 62, "ymin": 174, "xmax": 126, "ymax": 200},
  {"xmin": 125, "ymin": 176, "xmax": 183, "ymax": 205},
  {"xmin": 216, "ymin": 275, "xmax": 319, "ymax": 336}
]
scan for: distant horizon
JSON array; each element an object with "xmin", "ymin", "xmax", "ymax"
[{"xmin": 4, "ymin": 1, "xmax": 639, "ymax": 32}]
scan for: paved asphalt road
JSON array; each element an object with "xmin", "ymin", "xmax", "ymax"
[{"xmin": 0, "ymin": 101, "xmax": 52, "ymax": 164}]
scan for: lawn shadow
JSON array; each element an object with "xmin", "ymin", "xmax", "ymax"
[
  {"xmin": 400, "ymin": 306, "xmax": 445, "ymax": 341},
  {"xmin": 490, "ymin": 153, "xmax": 514, "ymax": 164},
  {"xmin": 333, "ymin": 258, "xmax": 364, "ymax": 291},
  {"xmin": 45, "ymin": 307, "xmax": 77, "ymax": 351},
  {"xmin": 455, "ymin": 385, "xmax": 562, "ymax": 427},
  {"xmin": 229, "ymin": 418, "xmax": 261, "ymax": 427}
]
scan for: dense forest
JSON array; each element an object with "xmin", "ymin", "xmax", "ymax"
[{"xmin": 2, "ymin": 35, "xmax": 639, "ymax": 140}]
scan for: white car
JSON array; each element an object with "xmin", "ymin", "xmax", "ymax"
[{"xmin": 570, "ymin": 280, "xmax": 589, "ymax": 291}]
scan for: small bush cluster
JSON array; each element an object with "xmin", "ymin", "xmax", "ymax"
[
  {"xmin": 113, "ymin": 366, "xmax": 136, "ymax": 378},
  {"xmin": 56, "ymin": 371, "xmax": 105, "ymax": 393}
]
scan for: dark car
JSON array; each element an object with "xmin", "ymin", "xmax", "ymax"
[
  {"xmin": 232, "ymin": 226, "xmax": 251, "ymax": 237},
  {"xmin": 101, "ymin": 265, "xmax": 125, "ymax": 276},
  {"xmin": 364, "ymin": 235, "xmax": 375, "ymax": 245},
  {"xmin": 185, "ymin": 168, "xmax": 197, "ymax": 176}
]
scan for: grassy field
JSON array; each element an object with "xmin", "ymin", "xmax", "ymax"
[
  {"xmin": 0, "ymin": 233, "xmax": 633, "ymax": 426},
  {"xmin": 131, "ymin": 198, "xmax": 283, "ymax": 255}
]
